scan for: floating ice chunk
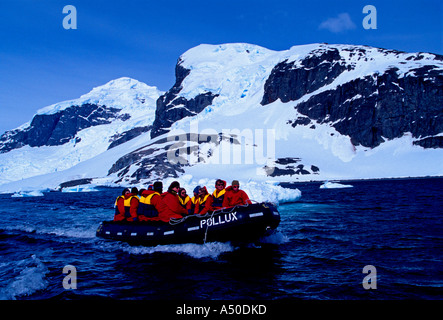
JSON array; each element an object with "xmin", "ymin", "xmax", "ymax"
[
  {"xmin": 61, "ymin": 185, "xmax": 99, "ymax": 192},
  {"xmin": 11, "ymin": 190, "xmax": 44, "ymax": 197},
  {"xmin": 320, "ymin": 181, "xmax": 353, "ymax": 189},
  {"xmin": 154, "ymin": 176, "xmax": 302, "ymax": 206}
]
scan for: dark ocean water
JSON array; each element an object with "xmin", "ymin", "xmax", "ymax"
[{"xmin": 0, "ymin": 178, "xmax": 442, "ymax": 302}]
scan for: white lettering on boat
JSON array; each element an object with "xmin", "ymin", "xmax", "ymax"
[{"xmin": 200, "ymin": 212, "xmax": 238, "ymax": 229}]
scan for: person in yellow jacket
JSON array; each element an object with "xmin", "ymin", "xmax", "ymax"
[
  {"xmin": 190, "ymin": 186, "xmax": 201, "ymax": 214},
  {"xmin": 194, "ymin": 186, "xmax": 213, "ymax": 215},
  {"xmin": 212, "ymin": 179, "xmax": 226, "ymax": 208},
  {"xmin": 138, "ymin": 182, "xmax": 162, "ymax": 221},
  {"xmin": 178, "ymin": 188, "xmax": 192, "ymax": 215},
  {"xmin": 114, "ymin": 188, "xmax": 139, "ymax": 222}
]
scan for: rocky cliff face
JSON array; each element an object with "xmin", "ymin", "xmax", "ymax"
[
  {"xmin": 0, "ymin": 77, "xmax": 161, "ymax": 185},
  {"xmin": 0, "ymin": 104, "xmax": 127, "ymax": 153},
  {"xmin": 151, "ymin": 61, "xmax": 219, "ymax": 138},
  {"xmin": 261, "ymin": 47, "xmax": 349, "ymax": 104},
  {"xmin": 261, "ymin": 46, "xmax": 443, "ymax": 149},
  {"xmin": 0, "ymin": 77, "xmax": 161, "ymax": 154}
]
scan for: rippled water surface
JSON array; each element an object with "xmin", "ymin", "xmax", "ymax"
[{"xmin": 0, "ymin": 178, "xmax": 441, "ymax": 300}]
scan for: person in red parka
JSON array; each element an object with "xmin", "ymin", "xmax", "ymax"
[
  {"xmin": 155, "ymin": 181, "xmax": 187, "ymax": 222},
  {"xmin": 114, "ymin": 188, "xmax": 139, "ymax": 222},
  {"xmin": 222, "ymin": 180, "xmax": 252, "ymax": 208},
  {"xmin": 211, "ymin": 179, "xmax": 226, "ymax": 209},
  {"xmin": 178, "ymin": 188, "xmax": 193, "ymax": 215},
  {"xmin": 194, "ymin": 186, "xmax": 213, "ymax": 215},
  {"xmin": 138, "ymin": 181, "xmax": 163, "ymax": 221}
]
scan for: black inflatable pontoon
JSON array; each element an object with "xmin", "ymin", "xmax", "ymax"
[{"xmin": 96, "ymin": 202, "xmax": 280, "ymax": 246}]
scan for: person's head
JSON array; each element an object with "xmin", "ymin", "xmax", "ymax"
[
  {"xmin": 231, "ymin": 180, "xmax": 240, "ymax": 191},
  {"xmin": 179, "ymin": 188, "xmax": 187, "ymax": 198},
  {"xmin": 168, "ymin": 181, "xmax": 180, "ymax": 193},
  {"xmin": 131, "ymin": 187, "xmax": 138, "ymax": 195},
  {"xmin": 193, "ymin": 186, "xmax": 201, "ymax": 196},
  {"xmin": 153, "ymin": 181, "xmax": 163, "ymax": 193},
  {"xmin": 122, "ymin": 188, "xmax": 130, "ymax": 196},
  {"xmin": 215, "ymin": 179, "xmax": 225, "ymax": 190},
  {"xmin": 198, "ymin": 186, "xmax": 208, "ymax": 196}
]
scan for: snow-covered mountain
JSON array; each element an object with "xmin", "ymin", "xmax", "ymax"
[
  {"xmin": 0, "ymin": 77, "xmax": 162, "ymax": 185},
  {"xmin": 0, "ymin": 43, "xmax": 442, "ymax": 194}
]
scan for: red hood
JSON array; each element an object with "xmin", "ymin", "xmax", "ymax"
[{"xmin": 225, "ymin": 186, "xmax": 239, "ymax": 192}]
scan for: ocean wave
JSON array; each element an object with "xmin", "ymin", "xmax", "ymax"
[
  {"xmin": 0, "ymin": 254, "xmax": 49, "ymax": 300},
  {"xmin": 260, "ymin": 230, "xmax": 290, "ymax": 244},
  {"xmin": 94, "ymin": 238, "xmax": 235, "ymax": 259},
  {"xmin": 1, "ymin": 225, "xmax": 97, "ymax": 240},
  {"xmin": 123, "ymin": 241, "xmax": 235, "ymax": 259}
]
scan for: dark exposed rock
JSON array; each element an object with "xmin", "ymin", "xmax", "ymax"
[
  {"xmin": 290, "ymin": 116, "xmax": 311, "ymax": 127},
  {"xmin": 294, "ymin": 66, "xmax": 443, "ymax": 148},
  {"xmin": 108, "ymin": 132, "xmax": 244, "ymax": 183},
  {"xmin": 59, "ymin": 178, "xmax": 93, "ymax": 189},
  {"xmin": 311, "ymin": 165, "xmax": 320, "ymax": 173},
  {"xmin": 275, "ymin": 157, "xmax": 301, "ymax": 165},
  {"xmin": 0, "ymin": 104, "xmax": 126, "ymax": 153},
  {"xmin": 150, "ymin": 62, "xmax": 219, "ymax": 138},
  {"xmin": 108, "ymin": 133, "xmax": 202, "ymax": 183},
  {"xmin": 413, "ymin": 136, "xmax": 443, "ymax": 148},
  {"xmin": 112, "ymin": 152, "xmax": 185, "ymax": 185},
  {"xmin": 261, "ymin": 48, "xmax": 347, "ymax": 105},
  {"xmin": 261, "ymin": 46, "xmax": 443, "ymax": 149},
  {"xmin": 108, "ymin": 126, "xmax": 152, "ymax": 150},
  {"xmin": 263, "ymin": 157, "xmax": 319, "ymax": 177}
]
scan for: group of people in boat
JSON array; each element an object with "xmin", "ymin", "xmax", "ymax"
[{"xmin": 114, "ymin": 179, "xmax": 252, "ymax": 223}]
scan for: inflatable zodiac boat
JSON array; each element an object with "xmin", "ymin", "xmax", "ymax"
[{"xmin": 96, "ymin": 202, "xmax": 280, "ymax": 246}]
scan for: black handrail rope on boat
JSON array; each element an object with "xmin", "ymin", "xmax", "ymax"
[
  {"xmin": 169, "ymin": 201, "xmax": 256, "ymax": 226},
  {"xmin": 201, "ymin": 202, "xmax": 260, "ymax": 243},
  {"xmin": 168, "ymin": 202, "xmax": 257, "ymax": 244},
  {"xmin": 203, "ymin": 209, "xmax": 216, "ymax": 244}
]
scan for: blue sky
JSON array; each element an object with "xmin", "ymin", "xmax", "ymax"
[{"xmin": 0, "ymin": 0, "xmax": 442, "ymax": 134}]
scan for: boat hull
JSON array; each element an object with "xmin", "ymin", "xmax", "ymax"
[{"xmin": 96, "ymin": 202, "xmax": 280, "ymax": 246}]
